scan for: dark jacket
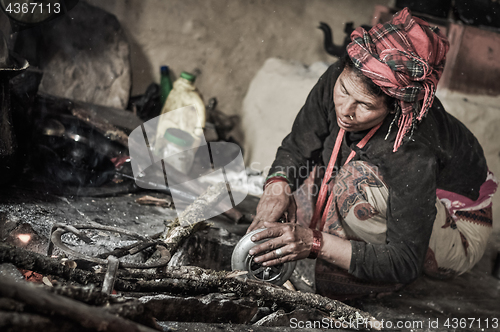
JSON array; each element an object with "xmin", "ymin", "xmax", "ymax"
[{"xmin": 269, "ymin": 62, "xmax": 488, "ymax": 283}]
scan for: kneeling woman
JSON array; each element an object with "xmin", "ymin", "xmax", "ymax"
[{"xmin": 247, "ymin": 8, "xmax": 497, "ymax": 299}]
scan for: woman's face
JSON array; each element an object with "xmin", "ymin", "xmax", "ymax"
[{"xmin": 333, "ymin": 68, "xmax": 390, "ymax": 132}]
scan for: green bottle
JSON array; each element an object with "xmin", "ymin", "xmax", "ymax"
[{"xmin": 160, "ymin": 65, "xmax": 173, "ymax": 107}]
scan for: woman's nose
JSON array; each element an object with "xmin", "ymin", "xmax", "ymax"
[{"xmin": 339, "ymin": 99, "xmax": 355, "ymax": 117}]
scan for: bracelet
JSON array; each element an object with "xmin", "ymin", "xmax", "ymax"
[
  {"xmin": 265, "ymin": 172, "xmax": 289, "ymax": 182},
  {"xmin": 308, "ymin": 230, "xmax": 323, "ymax": 259},
  {"xmin": 263, "ymin": 176, "xmax": 289, "ymax": 191}
]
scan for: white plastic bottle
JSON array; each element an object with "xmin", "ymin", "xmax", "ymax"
[{"xmin": 154, "ymin": 72, "xmax": 206, "ymax": 174}]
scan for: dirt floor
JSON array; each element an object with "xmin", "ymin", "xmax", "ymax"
[{"xmin": 1, "ymin": 183, "xmax": 499, "ymax": 331}]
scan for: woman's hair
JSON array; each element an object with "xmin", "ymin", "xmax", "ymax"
[{"xmin": 340, "ymin": 53, "xmax": 397, "ymax": 111}]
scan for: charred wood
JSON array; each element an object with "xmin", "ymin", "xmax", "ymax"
[
  {"xmin": 115, "ymin": 266, "xmax": 380, "ymax": 327},
  {"xmin": 135, "ymin": 195, "xmax": 172, "ymax": 207},
  {"xmin": 0, "ymin": 298, "xmax": 25, "ymax": 312},
  {"xmin": 0, "ymin": 244, "xmax": 379, "ymax": 328},
  {"xmin": 133, "ymin": 293, "xmax": 258, "ymax": 325},
  {"xmin": 0, "ymin": 275, "xmax": 160, "ymax": 332},
  {"xmin": 72, "ymin": 107, "xmax": 130, "ymax": 147},
  {"xmin": 0, "ymin": 242, "xmax": 100, "ymax": 285},
  {"xmin": 160, "ymin": 182, "xmax": 228, "ymax": 256},
  {"xmin": 50, "ymin": 284, "xmax": 108, "ymax": 306},
  {"xmin": 0, "ymin": 311, "xmax": 92, "ymax": 332},
  {"xmin": 101, "ymin": 255, "xmax": 119, "ymax": 295},
  {"xmin": 36, "ymin": 93, "xmax": 143, "ymax": 133}
]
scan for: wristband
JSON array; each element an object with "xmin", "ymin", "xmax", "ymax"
[
  {"xmin": 308, "ymin": 230, "xmax": 323, "ymax": 259},
  {"xmin": 265, "ymin": 172, "xmax": 289, "ymax": 182},
  {"xmin": 263, "ymin": 176, "xmax": 289, "ymax": 191}
]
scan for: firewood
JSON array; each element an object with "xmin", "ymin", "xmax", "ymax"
[
  {"xmin": 0, "ymin": 244, "xmax": 380, "ymax": 329},
  {"xmin": 101, "ymin": 255, "xmax": 119, "ymax": 295},
  {"xmin": 135, "ymin": 195, "xmax": 172, "ymax": 207},
  {"xmin": 0, "ymin": 275, "xmax": 160, "ymax": 332},
  {"xmin": 0, "ymin": 311, "xmax": 67, "ymax": 332},
  {"xmin": 160, "ymin": 182, "xmax": 228, "ymax": 256},
  {"xmin": 0, "ymin": 242, "xmax": 99, "ymax": 285},
  {"xmin": 115, "ymin": 266, "xmax": 381, "ymax": 329},
  {"xmin": 72, "ymin": 107, "xmax": 129, "ymax": 147}
]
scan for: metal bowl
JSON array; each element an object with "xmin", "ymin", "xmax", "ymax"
[{"xmin": 231, "ymin": 228, "xmax": 296, "ymax": 286}]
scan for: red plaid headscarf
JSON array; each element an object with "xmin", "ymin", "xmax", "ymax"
[{"xmin": 347, "ymin": 8, "xmax": 449, "ymax": 152}]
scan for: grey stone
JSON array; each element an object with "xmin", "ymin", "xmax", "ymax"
[{"xmin": 37, "ymin": 1, "xmax": 131, "ymax": 109}]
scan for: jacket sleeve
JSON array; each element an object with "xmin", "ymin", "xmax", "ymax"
[
  {"xmin": 268, "ymin": 63, "xmax": 341, "ymax": 190},
  {"xmin": 349, "ymin": 140, "xmax": 438, "ymax": 283}
]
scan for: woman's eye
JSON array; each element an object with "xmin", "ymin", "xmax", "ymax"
[
  {"xmin": 357, "ymin": 104, "xmax": 371, "ymax": 112},
  {"xmin": 359, "ymin": 102, "xmax": 372, "ymax": 109}
]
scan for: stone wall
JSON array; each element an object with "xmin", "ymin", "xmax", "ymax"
[{"xmin": 86, "ymin": 0, "xmax": 389, "ymax": 134}]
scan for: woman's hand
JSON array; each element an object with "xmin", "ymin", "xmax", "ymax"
[
  {"xmin": 248, "ymin": 222, "xmax": 353, "ymax": 270},
  {"xmin": 246, "ymin": 181, "xmax": 296, "ymax": 233},
  {"xmin": 248, "ymin": 222, "xmax": 313, "ymax": 266}
]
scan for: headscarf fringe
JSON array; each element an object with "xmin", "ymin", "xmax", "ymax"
[
  {"xmin": 417, "ymin": 82, "xmax": 435, "ymax": 121},
  {"xmin": 393, "ymin": 113, "xmax": 413, "ymax": 152},
  {"xmin": 385, "ymin": 105, "xmax": 401, "ymax": 141}
]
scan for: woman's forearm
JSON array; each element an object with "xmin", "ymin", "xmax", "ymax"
[{"xmin": 318, "ymin": 232, "xmax": 352, "ymax": 271}]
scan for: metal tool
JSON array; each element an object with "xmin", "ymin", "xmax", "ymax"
[{"xmin": 231, "ymin": 228, "xmax": 296, "ymax": 286}]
